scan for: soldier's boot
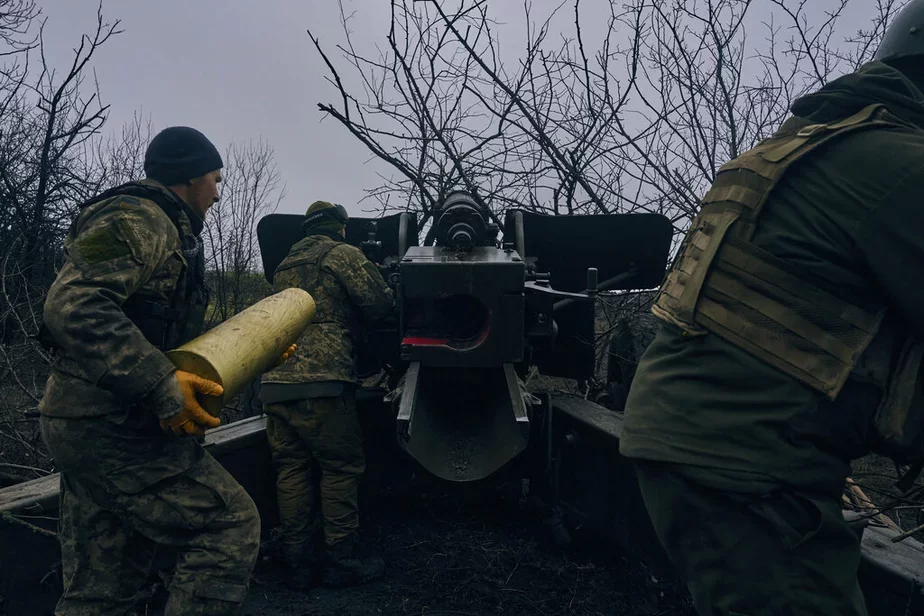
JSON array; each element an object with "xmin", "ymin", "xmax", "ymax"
[
  {"xmin": 322, "ymin": 533, "xmax": 385, "ymax": 588},
  {"xmin": 281, "ymin": 536, "xmax": 324, "ymax": 593},
  {"xmin": 164, "ymin": 587, "xmax": 246, "ymax": 616}
]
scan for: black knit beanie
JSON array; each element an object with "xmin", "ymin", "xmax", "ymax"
[{"xmin": 144, "ymin": 126, "xmax": 223, "ymax": 186}]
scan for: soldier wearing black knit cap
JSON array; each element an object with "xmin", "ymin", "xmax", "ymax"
[
  {"xmin": 143, "ymin": 125, "xmax": 225, "ymax": 224},
  {"xmin": 38, "ymin": 126, "xmax": 272, "ymax": 615}
]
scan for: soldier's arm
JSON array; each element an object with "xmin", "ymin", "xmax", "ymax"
[
  {"xmin": 855, "ymin": 162, "xmax": 924, "ymax": 337},
  {"xmin": 42, "ymin": 198, "xmax": 179, "ymax": 404},
  {"xmin": 325, "ymin": 244, "xmax": 395, "ymax": 323}
]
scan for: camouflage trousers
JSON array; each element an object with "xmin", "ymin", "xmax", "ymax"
[
  {"xmin": 633, "ymin": 460, "xmax": 867, "ymax": 616},
  {"xmin": 264, "ymin": 391, "xmax": 365, "ymax": 566},
  {"xmin": 40, "ymin": 415, "xmax": 261, "ymax": 616}
]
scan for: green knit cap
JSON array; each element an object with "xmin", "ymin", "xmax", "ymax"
[{"xmin": 303, "ymin": 200, "xmax": 349, "ymax": 237}]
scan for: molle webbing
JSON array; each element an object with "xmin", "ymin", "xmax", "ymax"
[
  {"xmin": 275, "ymin": 239, "xmax": 346, "ymax": 327},
  {"xmin": 653, "ymin": 103, "xmax": 901, "ymax": 399},
  {"xmin": 275, "ymin": 240, "xmax": 339, "ymax": 283},
  {"xmin": 79, "ymin": 182, "xmax": 207, "ymax": 351}
]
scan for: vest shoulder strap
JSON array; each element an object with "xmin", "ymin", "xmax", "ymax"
[
  {"xmin": 275, "ymin": 239, "xmax": 341, "ymax": 278},
  {"xmin": 700, "ymin": 103, "xmax": 898, "ymax": 240},
  {"xmin": 78, "ymin": 182, "xmax": 192, "ymax": 237}
]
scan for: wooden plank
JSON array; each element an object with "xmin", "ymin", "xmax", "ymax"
[
  {"xmin": 861, "ymin": 524, "xmax": 924, "ymax": 586},
  {"xmin": 0, "ymin": 415, "xmax": 268, "ymax": 516},
  {"xmin": 0, "ymin": 474, "xmax": 58, "ymax": 515},
  {"xmin": 550, "ymin": 392, "xmax": 623, "ymax": 438}
]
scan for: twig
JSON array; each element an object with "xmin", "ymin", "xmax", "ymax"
[
  {"xmin": 0, "ymin": 510, "xmax": 57, "ymax": 539},
  {"xmin": 844, "ymin": 477, "xmax": 902, "ymax": 532},
  {"xmin": 0, "ymin": 461, "xmax": 51, "ymax": 476},
  {"xmin": 505, "ymin": 546, "xmax": 525, "ymax": 585},
  {"xmin": 890, "ymin": 521, "xmax": 924, "ymax": 544}
]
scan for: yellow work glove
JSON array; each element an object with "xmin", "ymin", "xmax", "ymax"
[
  {"xmin": 159, "ymin": 370, "xmax": 224, "ymax": 437},
  {"xmin": 277, "ymin": 344, "xmax": 297, "ymax": 366}
]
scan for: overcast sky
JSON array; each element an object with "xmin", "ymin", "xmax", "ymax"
[{"xmin": 37, "ymin": 0, "xmax": 877, "ymax": 218}]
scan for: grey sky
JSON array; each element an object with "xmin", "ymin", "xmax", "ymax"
[
  {"xmin": 38, "ymin": 0, "xmax": 399, "ymax": 218},
  {"xmin": 37, "ymin": 0, "xmax": 876, "ymax": 218}
]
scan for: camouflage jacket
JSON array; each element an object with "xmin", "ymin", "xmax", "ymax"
[
  {"xmin": 39, "ymin": 180, "xmax": 206, "ymax": 419},
  {"xmin": 262, "ymin": 234, "xmax": 395, "ymax": 387}
]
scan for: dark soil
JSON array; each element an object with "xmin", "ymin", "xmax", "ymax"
[{"xmin": 239, "ymin": 479, "xmax": 695, "ymax": 616}]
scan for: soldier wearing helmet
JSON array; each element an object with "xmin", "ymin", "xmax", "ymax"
[
  {"xmin": 261, "ymin": 200, "xmax": 395, "ymax": 590},
  {"xmin": 620, "ymin": 3, "xmax": 924, "ymax": 615}
]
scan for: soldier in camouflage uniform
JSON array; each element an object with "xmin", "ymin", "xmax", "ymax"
[
  {"xmin": 262, "ymin": 200, "xmax": 395, "ymax": 589},
  {"xmin": 39, "ymin": 127, "xmax": 273, "ymax": 615},
  {"xmin": 620, "ymin": 5, "xmax": 924, "ymax": 615}
]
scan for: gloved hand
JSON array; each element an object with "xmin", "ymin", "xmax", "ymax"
[
  {"xmin": 158, "ymin": 370, "xmax": 224, "ymax": 437},
  {"xmin": 277, "ymin": 344, "xmax": 297, "ymax": 366}
]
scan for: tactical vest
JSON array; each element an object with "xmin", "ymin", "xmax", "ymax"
[
  {"xmin": 80, "ymin": 182, "xmax": 209, "ymax": 351},
  {"xmin": 273, "ymin": 234, "xmax": 387, "ymax": 379},
  {"xmin": 652, "ymin": 103, "xmax": 924, "ymax": 471},
  {"xmin": 275, "ymin": 236, "xmax": 351, "ymax": 330}
]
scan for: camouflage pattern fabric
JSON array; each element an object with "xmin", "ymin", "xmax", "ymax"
[
  {"xmin": 40, "ymin": 179, "xmax": 198, "ymax": 419},
  {"xmin": 260, "ymin": 232, "xmax": 391, "ymax": 567},
  {"xmin": 262, "ymin": 234, "xmax": 394, "ymax": 387},
  {"xmin": 633, "ymin": 460, "xmax": 867, "ymax": 616},
  {"xmin": 38, "ymin": 179, "xmax": 260, "ymax": 613},
  {"xmin": 40, "ymin": 415, "xmax": 260, "ymax": 616},
  {"xmin": 264, "ymin": 393, "xmax": 364, "ymax": 564}
]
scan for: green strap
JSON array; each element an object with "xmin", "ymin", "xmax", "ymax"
[
  {"xmin": 696, "ymin": 295, "xmax": 844, "ymax": 397},
  {"xmin": 761, "ymin": 103, "xmax": 885, "ymax": 162},
  {"xmin": 701, "ymin": 184, "xmax": 766, "ymax": 209},
  {"xmin": 717, "ymin": 241, "xmax": 883, "ymax": 333},
  {"xmin": 705, "ymin": 269, "xmax": 855, "ymax": 364},
  {"xmin": 661, "ymin": 208, "xmax": 741, "ymax": 322}
]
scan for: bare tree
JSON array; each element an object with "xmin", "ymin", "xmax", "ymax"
[
  {"xmin": 0, "ymin": 1, "xmax": 126, "ymax": 482},
  {"xmin": 614, "ymin": 0, "xmax": 905, "ymax": 227},
  {"xmin": 0, "ymin": 0, "xmax": 122, "ymax": 336},
  {"xmin": 0, "ymin": 1, "xmax": 39, "ymax": 126},
  {"xmin": 204, "ymin": 138, "xmax": 286, "ymax": 324},
  {"xmin": 311, "ymin": 0, "xmax": 905, "ymax": 242},
  {"xmin": 309, "ymin": 0, "xmax": 653, "ymax": 245},
  {"xmin": 72, "ymin": 110, "xmax": 153, "ymax": 201},
  {"xmin": 0, "ymin": 3, "xmax": 287, "ymax": 477}
]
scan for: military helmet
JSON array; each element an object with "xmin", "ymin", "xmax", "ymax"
[
  {"xmin": 304, "ymin": 200, "xmax": 349, "ymax": 225},
  {"xmin": 874, "ymin": 0, "xmax": 924, "ymax": 62}
]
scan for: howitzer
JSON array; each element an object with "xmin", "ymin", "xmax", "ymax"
[
  {"xmin": 2, "ymin": 193, "xmax": 922, "ymax": 615},
  {"xmin": 256, "ymin": 191, "xmax": 673, "ymax": 482}
]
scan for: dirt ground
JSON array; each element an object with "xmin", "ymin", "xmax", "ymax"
[{"xmin": 237, "ymin": 480, "xmax": 695, "ymax": 616}]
